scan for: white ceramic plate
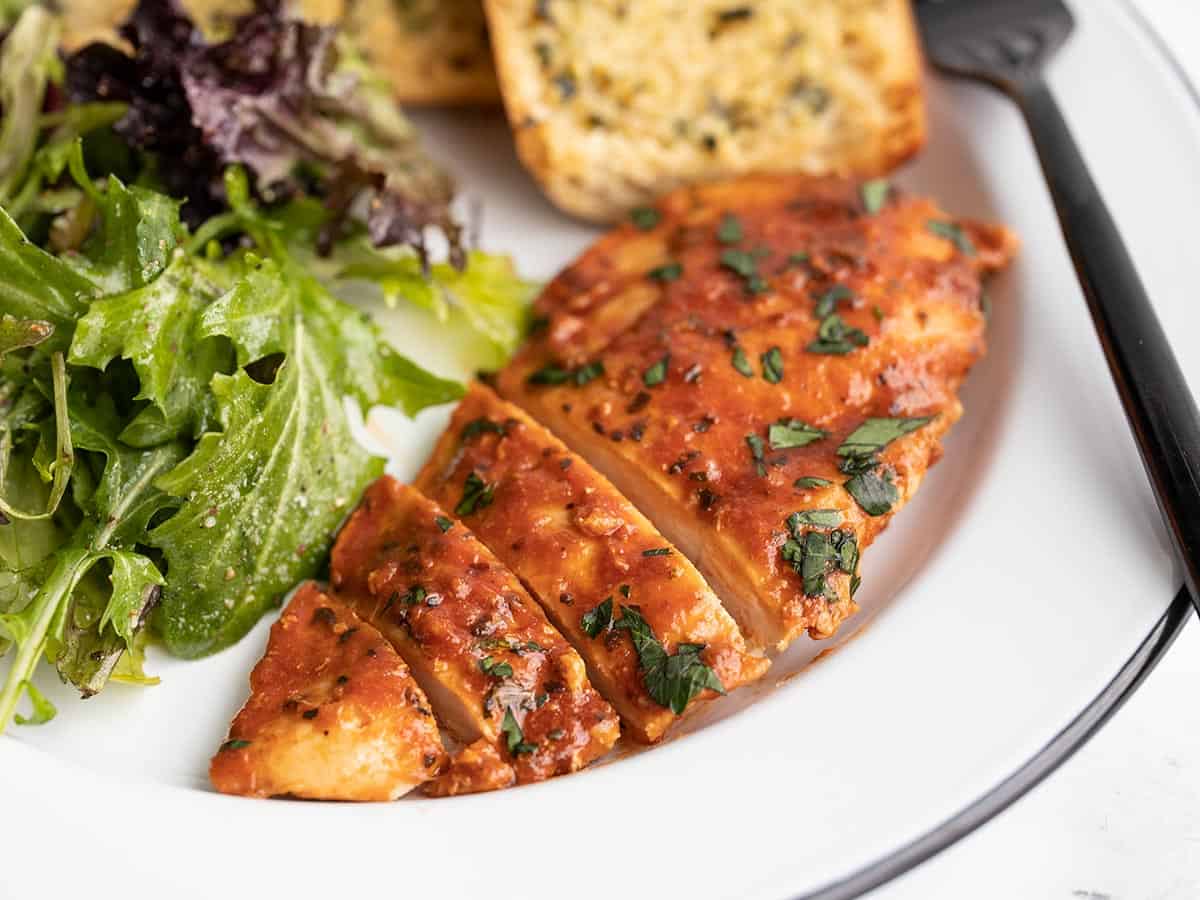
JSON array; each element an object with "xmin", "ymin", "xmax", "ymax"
[{"xmin": 2, "ymin": 2, "xmax": 1197, "ymax": 897}]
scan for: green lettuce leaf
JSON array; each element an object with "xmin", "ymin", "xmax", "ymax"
[
  {"xmin": 150, "ymin": 251, "xmax": 462, "ymax": 657},
  {"xmin": 337, "ymin": 248, "xmax": 537, "ymax": 366},
  {"xmin": 0, "ymin": 7, "xmax": 60, "ymax": 205},
  {"xmin": 70, "ymin": 253, "xmax": 233, "ymax": 446}
]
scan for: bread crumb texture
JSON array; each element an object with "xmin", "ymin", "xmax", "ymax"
[{"xmin": 485, "ymin": 0, "xmax": 926, "ymax": 220}]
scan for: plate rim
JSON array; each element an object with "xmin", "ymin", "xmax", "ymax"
[{"xmin": 798, "ymin": 1, "xmax": 1199, "ymax": 895}]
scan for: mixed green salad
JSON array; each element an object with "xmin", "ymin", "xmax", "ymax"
[{"xmin": 0, "ymin": 0, "xmax": 535, "ymax": 731}]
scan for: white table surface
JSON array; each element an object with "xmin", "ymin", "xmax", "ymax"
[{"xmin": 873, "ymin": 2, "xmax": 1200, "ymax": 898}]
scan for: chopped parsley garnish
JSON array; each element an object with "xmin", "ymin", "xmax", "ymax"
[
  {"xmin": 580, "ymin": 596, "xmax": 613, "ymax": 637},
  {"xmin": 455, "ymin": 471, "xmax": 496, "ymax": 516},
  {"xmin": 861, "ymin": 178, "xmax": 891, "ymax": 214},
  {"xmin": 717, "ymin": 212, "xmax": 743, "ymax": 244},
  {"xmin": 220, "ymin": 739, "xmax": 251, "ymax": 751},
  {"xmin": 745, "ymin": 433, "xmax": 767, "ymax": 476},
  {"xmin": 768, "ymin": 418, "xmax": 827, "ymax": 450},
  {"xmin": 760, "ymin": 346, "xmax": 784, "ymax": 383},
  {"xmin": 527, "ymin": 359, "xmax": 605, "ymax": 387},
  {"xmin": 837, "ymin": 417, "xmax": 933, "ymax": 465},
  {"xmin": 720, "ymin": 248, "xmax": 768, "ymax": 295},
  {"xmin": 648, "ymin": 261, "xmax": 683, "ymax": 282},
  {"xmin": 794, "ymin": 476, "xmax": 832, "ymax": 489},
  {"xmin": 460, "ymin": 417, "xmax": 505, "ymax": 441},
  {"xmin": 927, "ymin": 220, "xmax": 977, "ymax": 255},
  {"xmin": 807, "ymin": 313, "xmax": 869, "ymax": 355},
  {"xmin": 612, "ymin": 605, "xmax": 725, "ymax": 714},
  {"xmin": 643, "ymin": 354, "xmax": 670, "ymax": 387},
  {"xmin": 844, "ymin": 468, "xmax": 899, "ymax": 516},
  {"xmin": 872, "ymin": 304, "xmax": 885, "ymax": 322},
  {"xmin": 731, "ymin": 346, "xmax": 754, "ymax": 377},
  {"xmin": 786, "ymin": 252, "xmax": 810, "ymax": 267},
  {"xmin": 787, "ymin": 509, "xmax": 843, "ymax": 529},
  {"xmin": 631, "ymin": 206, "xmax": 661, "ymax": 230},
  {"xmin": 479, "ymin": 656, "xmax": 514, "ymax": 678},
  {"xmin": 434, "ymin": 515, "xmax": 454, "ymax": 533},
  {"xmin": 500, "ymin": 707, "xmax": 537, "ymax": 755},
  {"xmin": 780, "ymin": 515, "xmax": 859, "ymax": 601},
  {"xmin": 642, "ymin": 547, "xmax": 672, "ymax": 557},
  {"xmin": 813, "ymin": 284, "xmax": 853, "ymax": 318}
]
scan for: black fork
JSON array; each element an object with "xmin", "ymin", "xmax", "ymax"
[{"xmin": 917, "ymin": 0, "xmax": 1200, "ymax": 616}]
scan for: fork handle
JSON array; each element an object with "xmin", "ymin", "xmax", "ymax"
[{"xmin": 1018, "ymin": 79, "xmax": 1200, "ymax": 614}]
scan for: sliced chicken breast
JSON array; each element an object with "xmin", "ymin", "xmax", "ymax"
[
  {"xmin": 415, "ymin": 383, "xmax": 769, "ymax": 743},
  {"xmin": 209, "ymin": 582, "xmax": 444, "ymax": 801},
  {"xmin": 331, "ymin": 477, "xmax": 619, "ymax": 795},
  {"xmin": 496, "ymin": 175, "xmax": 1016, "ymax": 651}
]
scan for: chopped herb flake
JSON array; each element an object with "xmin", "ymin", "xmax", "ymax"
[
  {"xmin": 643, "ymin": 354, "xmax": 670, "ymax": 387},
  {"xmin": 648, "ymin": 262, "xmax": 683, "ymax": 282},
  {"xmin": 460, "ymin": 417, "xmax": 505, "ymax": 441},
  {"xmin": 814, "ymin": 284, "xmax": 853, "ymax": 318},
  {"xmin": 927, "ymin": 220, "xmax": 977, "ymax": 255},
  {"xmin": 837, "ymin": 417, "xmax": 933, "ymax": 463},
  {"xmin": 761, "ymin": 346, "xmax": 784, "ymax": 383},
  {"xmin": 808, "ymin": 313, "xmax": 869, "ymax": 355},
  {"xmin": 479, "ymin": 656, "xmax": 514, "ymax": 678},
  {"xmin": 220, "ymin": 739, "xmax": 251, "ymax": 751},
  {"xmin": 731, "ymin": 346, "xmax": 754, "ymax": 377},
  {"xmin": 717, "ymin": 213, "xmax": 743, "ymax": 244},
  {"xmin": 787, "ymin": 509, "xmax": 843, "ymax": 529},
  {"xmin": 613, "ymin": 605, "xmax": 724, "ymax": 714},
  {"xmin": 434, "ymin": 515, "xmax": 454, "ymax": 533},
  {"xmin": 642, "ymin": 547, "xmax": 672, "ymax": 557},
  {"xmin": 631, "ymin": 206, "xmax": 661, "ymax": 230},
  {"xmin": 768, "ymin": 418, "xmax": 827, "ymax": 450},
  {"xmin": 794, "ymin": 476, "xmax": 832, "ymax": 489},
  {"xmin": 861, "ymin": 179, "xmax": 891, "ymax": 214},
  {"xmin": 501, "ymin": 707, "xmax": 536, "ymax": 755},
  {"xmin": 455, "ymin": 471, "xmax": 496, "ymax": 516},
  {"xmin": 844, "ymin": 468, "xmax": 899, "ymax": 516},
  {"xmin": 745, "ymin": 433, "xmax": 767, "ymax": 476},
  {"xmin": 581, "ymin": 596, "xmax": 613, "ymax": 637},
  {"xmin": 528, "ymin": 359, "xmax": 605, "ymax": 387}
]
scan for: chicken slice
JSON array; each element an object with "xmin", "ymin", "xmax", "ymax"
[
  {"xmin": 330, "ymin": 477, "xmax": 619, "ymax": 795},
  {"xmin": 209, "ymin": 582, "xmax": 444, "ymax": 801},
  {"xmin": 414, "ymin": 383, "xmax": 769, "ymax": 743},
  {"xmin": 496, "ymin": 175, "xmax": 1016, "ymax": 651}
]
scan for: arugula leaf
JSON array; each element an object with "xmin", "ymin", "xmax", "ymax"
[
  {"xmin": 500, "ymin": 706, "xmax": 536, "ymax": 755},
  {"xmin": 149, "ymin": 251, "xmax": 460, "ymax": 658},
  {"xmin": 768, "ymin": 418, "xmax": 825, "ymax": 450},
  {"xmin": 844, "ymin": 468, "xmax": 899, "ymax": 516},
  {"xmin": 70, "ymin": 254, "xmax": 233, "ymax": 446},
  {"xmin": 613, "ymin": 605, "xmax": 724, "ymax": 715}
]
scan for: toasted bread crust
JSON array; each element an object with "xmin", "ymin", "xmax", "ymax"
[{"xmin": 484, "ymin": 0, "xmax": 925, "ymax": 221}]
